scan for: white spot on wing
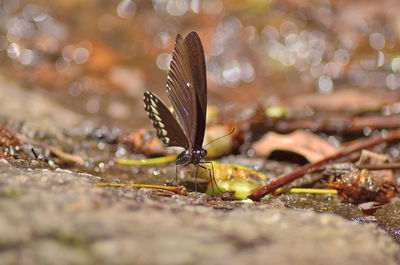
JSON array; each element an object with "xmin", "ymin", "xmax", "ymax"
[{"xmin": 150, "ymin": 105, "xmax": 159, "ymax": 115}]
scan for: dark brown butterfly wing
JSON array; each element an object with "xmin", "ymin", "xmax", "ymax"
[
  {"xmin": 166, "ymin": 34, "xmax": 196, "ymax": 147},
  {"xmin": 184, "ymin": 32, "xmax": 207, "ymax": 149},
  {"xmin": 166, "ymin": 32, "xmax": 207, "ymax": 150},
  {"xmin": 143, "ymin": 92, "xmax": 188, "ymax": 148}
]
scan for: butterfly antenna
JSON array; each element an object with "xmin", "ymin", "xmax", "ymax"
[{"xmin": 203, "ymin": 127, "xmax": 235, "ymax": 148}]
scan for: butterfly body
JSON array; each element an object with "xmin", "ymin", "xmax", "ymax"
[
  {"xmin": 143, "ymin": 32, "xmax": 209, "ymax": 173},
  {"xmin": 176, "ymin": 149, "xmax": 207, "ymax": 167}
]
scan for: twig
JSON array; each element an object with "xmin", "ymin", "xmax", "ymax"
[
  {"xmin": 259, "ymin": 116, "xmax": 400, "ymax": 134},
  {"xmin": 355, "ymin": 163, "xmax": 400, "ymax": 170},
  {"xmin": 116, "ymin": 155, "xmax": 176, "ymax": 165},
  {"xmin": 96, "ymin": 183, "xmax": 187, "ymax": 195},
  {"xmin": 16, "ymin": 134, "xmax": 85, "ymax": 165},
  {"xmin": 247, "ymin": 128, "xmax": 400, "ymax": 201},
  {"xmin": 288, "ymin": 188, "xmax": 338, "ymax": 194}
]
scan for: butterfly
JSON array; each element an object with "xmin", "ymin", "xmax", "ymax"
[{"xmin": 143, "ymin": 32, "xmax": 213, "ymax": 184}]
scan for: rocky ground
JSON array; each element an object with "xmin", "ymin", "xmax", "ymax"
[{"xmin": 1, "ymin": 76, "xmax": 400, "ymax": 265}]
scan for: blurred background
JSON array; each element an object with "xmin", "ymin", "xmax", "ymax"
[{"xmin": 1, "ymin": 0, "xmax": 399, "ymax": 131}]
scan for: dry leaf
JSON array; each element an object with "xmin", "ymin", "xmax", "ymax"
[
  {"xmin": 252, "ymin": 130, "xmax": 338, "ymax": 162},
  {"xmin": 355, "ymin": 150, "xmax": 394, "ymax": 186},
  {"xmin": 355, "ymin": 149, "xmax": 391, "ymax": 166},
  {"xmin": 327, "ymin": 169, "xmax": 395, "ymax": 204}
]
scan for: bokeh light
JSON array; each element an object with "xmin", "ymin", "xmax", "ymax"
[
  {"xmin": 156, "ymin": 53, "xmax": 172, "ymax": 70},
  {"xmin": 117, "ymin": 0, "xmax": 136, "ymax": 18},
  {"xmin": 0, "ymin": 0, "xmax": 399, "ymax": 120}
]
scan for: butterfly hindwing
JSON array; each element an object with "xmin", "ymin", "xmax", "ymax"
[{"xmin": 143, "ymin": 92, "xmax": 188, "ymax": 148}]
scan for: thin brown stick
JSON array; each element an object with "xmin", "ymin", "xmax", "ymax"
[
  {"xmin": 247, "ymin": 128, "xmax": 400, "ymax": 201},
  {"xmin": 355, "ymin": 163, "xmax": 400, "ymax": 170},
  {"xmin": 250, "ymin": 115, "xmax": 400, "ymax": 134},
  {"xmin": 96, "ymin": 183, "xmax": 187, "ymax": 195},
  {"xmin": 16, "ymin": 134, "xmax": 85, "ymax": 165}
]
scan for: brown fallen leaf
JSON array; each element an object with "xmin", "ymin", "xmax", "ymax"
[
  {"xmin": 204, "ymin": 125, "xmax": 240, "ymax": 159},
  {"xmin": 324, "ymin": 150, "xmax": 396, "ymax": 204},
  {"xmin": 124, "ymin": 129, "xmax": 168, "ymax": 157},
  {"xmin": 355, "ymin": 149, "xmax": 390, "ymax": 166},
  {"xmin": 326, "ymin": 169, "xmax": 395, "ymax": 204},
  {"xmin": 0, "ymin": 127, "xmax": 27, "ymax": 160},
  {"xmin": 252, "ymin": 130, "xmax": 338, "ymax": 163},
  {"xmin": 354, "ymin": 150, "xmax": 395, "ymax": 189}
]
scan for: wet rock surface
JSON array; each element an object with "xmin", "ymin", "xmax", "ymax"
[
  {"xmin": 1, "ymin": 76, "xmax": 400, "ymax": 265},
  {"xmin": 0, "ymin": 158, "xmax": 399, "ymax": 265}
]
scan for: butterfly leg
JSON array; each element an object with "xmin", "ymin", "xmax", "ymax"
[
  {"xmin": 206, "ymin": 161, "xmax": 223, "ymax": 194},
  {"xmin": 197, "ymin": 163, "xmax": 213, "ymax": 195},
  {"xmin": 194, "ymin": 166, "xmax": 199, "ymax": 192},
  {"xmin": 197, "ymin": 160, "xmax": 221, "ymax": 196},
  {"xmin": 171, "ymin": 165, "xmax": 181, "ymax": 186}
]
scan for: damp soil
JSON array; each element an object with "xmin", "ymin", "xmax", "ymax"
[
  {"xmin": 2, "ymin": 1, "xmax": 400, "ymax": 264},
  {"xmin": 1, "ymin": 76, "xmax": 400, "ymax": 247}
]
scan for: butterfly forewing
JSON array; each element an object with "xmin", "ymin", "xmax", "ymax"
[
  {"xmin": 166, "ymin": 34, "xmax": 196, "ymax": 147},
  {"xmin": 143, "ymin": 92, "xmax": 188, "ymax": 148},
  {"xmin": 166, "ymin": 32, "xmax": 207, "ymax": 150},
  {"xmin": 184, "ymin": 32, "xmax": 207, "ymax": 149}
]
